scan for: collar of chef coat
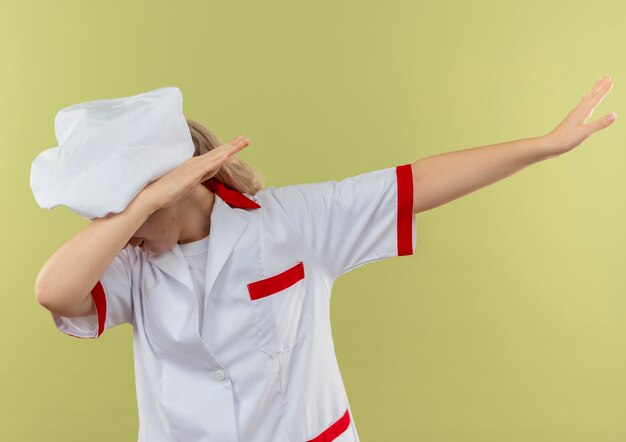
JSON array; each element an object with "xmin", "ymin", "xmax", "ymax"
[{"xmin": 146, "ymin": 178, "xmax": 261, "ymax": 294}]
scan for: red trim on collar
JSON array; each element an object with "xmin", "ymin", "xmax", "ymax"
[{"xmin": 203, "ymin": 178, "xmax": 261, "ymax": 209}]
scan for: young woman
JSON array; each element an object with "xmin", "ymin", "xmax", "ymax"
[{"xmin": 36, "ymin": 74, "xmax": 615, "ymax": 442}]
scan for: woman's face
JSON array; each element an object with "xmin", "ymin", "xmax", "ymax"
[{"xmin": 126, "ymin": 204, "xmax": 182, "ymax": 254}]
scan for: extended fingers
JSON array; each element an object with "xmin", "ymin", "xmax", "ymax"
[
  {"xmin": 582, "ymin": 74, "xmax": 610, "ymax": 98},
  {"xmin": 220, "ymin": 135, "xmax": 251, "ymax": 154},
  {"xmin": 576, "ymin": 74, "xmax": 614, "ymax": 121},
  {"xmin": 205, "ymin": 135, "xmax": 251, "ymax": 159},
  {"xmin": 230, "ymin": 135, "xmax": 251, "ymax": 153},
  {"xmin": 195, "ymin": 136, "xmax": 250, "ymax": 182},
  {"xmin": 585, "ymin": 111, "xmax": 617, "ymax": 136},
  {"xmin": 199, "ymin": 135, "xmax": 251, "ymax": 172},
  {"xmin": 584, "ymin": 74, "xmax": 613, "ymax": 105}
]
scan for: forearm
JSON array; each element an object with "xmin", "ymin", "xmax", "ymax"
[
  {"xmin": 35, "ymin": 194, "xmax": 153, "ymax": 310},
  {"xmin": 411, "ymin": 135, "xmax": 556, "ymax": 214}
]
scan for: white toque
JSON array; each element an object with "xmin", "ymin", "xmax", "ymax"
[{"xmin": 30, "ymin": 86, "xmax": 195, "ymax": 219}]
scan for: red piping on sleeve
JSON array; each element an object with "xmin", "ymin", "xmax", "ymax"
[
  {"xmin": 307, "ymin": 408, "xmax": 351, "ymax": 442},
  {"xmin": 395, "ymin": 163, "xmax": 414, "ymax": 256},
  {"xmin": 91, "ymin": 281, "xmax": 107, "ymax": 338},
  {"xmin": 60, "ymin": 281, "xmax": 107, "ymax": 339}
]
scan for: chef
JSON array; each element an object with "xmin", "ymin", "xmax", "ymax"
[{"xmin": 32, "ymin": 75, "xmax": 616, "ymax": 441}]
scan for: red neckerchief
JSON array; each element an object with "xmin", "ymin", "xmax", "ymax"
[{"xmin": 202, "ymin": 178, "xmax": 261, "ymax": 209}]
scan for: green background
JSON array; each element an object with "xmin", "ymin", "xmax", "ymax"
[{"xmin": 3, "ymin": 0, "xmax": 624, "ymax": 440}]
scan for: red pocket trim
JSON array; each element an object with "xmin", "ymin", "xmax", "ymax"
[
  {"xmin": 307, "ymin": 408, "xmax": 351, "ymax": 442},
  {"xmin": 396, "ymin": 163, "xmax": 414, "ymax": 256},
  {"xmin": 247, "ymin": 261, "xmax": 305, "ymax": 301}
]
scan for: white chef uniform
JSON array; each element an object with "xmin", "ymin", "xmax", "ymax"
[{"xmin": 50, "ymin": 162, "xmax": 417, "ymax": 442}]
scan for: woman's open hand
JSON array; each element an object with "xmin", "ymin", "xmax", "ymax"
[
  {"xmin": 136, "ymin": 134, "xmax": 251, "ymax": 214},
  {"xmin": 544, "ymin": 74, "xmax": 616, "ymax": 157}
]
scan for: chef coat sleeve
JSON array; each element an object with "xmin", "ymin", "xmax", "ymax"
[
  {"xmin": 49, "ymin": 247, "xmax": 133, "ymax": 339},
  {"xmin": 266, "ymin": 163, "xmax": 417, "ymax": 280}
]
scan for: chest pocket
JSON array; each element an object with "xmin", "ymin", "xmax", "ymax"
[{"xmin": 247, "ymin": 260, "xmax": 312, "ymax": 357}]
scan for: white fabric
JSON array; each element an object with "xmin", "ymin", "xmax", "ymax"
[
  {"xmin": 47, "ymin": 165, "xmax": 417, "ymax": 442},
  {"xmin": 179, "ymin": 235, "xmax": 210, "ymax": 336},
  {"xmin": 50, "ymin": 248, "xmax": 133, "ymax": 336},
  {"xmin": 30, "ymin": 86, "xmax": 195, "ymax": 220}
]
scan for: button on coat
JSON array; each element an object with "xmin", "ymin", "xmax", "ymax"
[{"xmin": 212, "ymin": 370, "xmax": 226, "ymax": 381}]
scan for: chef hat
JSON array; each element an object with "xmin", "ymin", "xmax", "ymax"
[{"xmin": 29, "ymin": 86, "xmax": 195, "ymax": 220}]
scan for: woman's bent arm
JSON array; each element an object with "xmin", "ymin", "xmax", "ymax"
[{"xmin": 35, "ymin": 195, "xmax": 153, "ymax": 316}]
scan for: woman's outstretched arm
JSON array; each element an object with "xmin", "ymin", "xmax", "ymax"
[{"xmin": 411, "ymin": 74, "xmax": 616, "ymax": 214}]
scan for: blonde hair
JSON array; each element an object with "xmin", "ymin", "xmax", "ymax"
[{"xmin": 186, "ymin": 118, "xmax": 266, "ymax": 195}]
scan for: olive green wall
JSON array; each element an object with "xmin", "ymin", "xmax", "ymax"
[{"xmin": 3, "ymin": 0, "xmax": 624, "ymax": 440}]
